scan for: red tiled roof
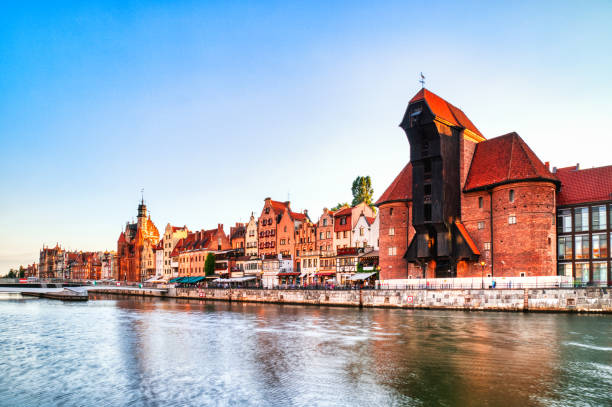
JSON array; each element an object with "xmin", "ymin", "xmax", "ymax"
[
  {"xmin": 410, "ymin": 88, "xmax": 483, "ymax": 138},
  {"xmin": 455, "ymin": 221, "xmax": 480, "ymax": 256},
  {"xmin": 555, "ymin": 165, "xmax": 612, "ymax": 206},
  {"xmin": 290, "ymin": 211, "xmax": 306, "ymax": 221},
  {"xmin": 334, "ymin": 207, "xmax": 351, "ymax": 217},
  {"xmin": 270, "ymin": 200, "xmax": 289, "ymax": 214},
  {"xmin": 375, "ymin": 162, "xmax": 412, "ymax": 206},
  {"xmin": 464, "ymin": 132, "xmax": 558, "ymax": 192}
]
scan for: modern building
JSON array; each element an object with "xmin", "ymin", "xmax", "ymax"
[{"xmin": 555, "ymin": 165, "xmax": 612, "ymax": 285}]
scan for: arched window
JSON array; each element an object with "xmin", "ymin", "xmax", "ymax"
[{"xmin": 509, "ymin": 189, "xmax": 515, "ymax": 203}]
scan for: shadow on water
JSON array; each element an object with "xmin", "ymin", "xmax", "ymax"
[{"xmin": 0, "ymin": 295, "xmax": 610, "ymax": 407}]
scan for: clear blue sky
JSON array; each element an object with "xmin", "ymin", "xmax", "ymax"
[{"xmin": 1, "ymin": 1, "xmax": 611, "ymax": 272}]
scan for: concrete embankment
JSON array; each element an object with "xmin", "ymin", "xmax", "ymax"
[{"xmin": 88, "ymin": 287, "xmax": 612, "ymax": 313}]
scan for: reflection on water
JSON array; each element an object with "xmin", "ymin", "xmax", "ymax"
[{"xmin": 0, "ymin": 295, "xmax": 610, "ymax": 406}]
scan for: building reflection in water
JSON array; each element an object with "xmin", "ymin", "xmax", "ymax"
[{"xmin": 82, "ymin": 294, "xmax": 610, "ymax": 406}]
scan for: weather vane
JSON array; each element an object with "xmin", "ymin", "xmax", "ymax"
[
  {"xmin": 140, "ymin": 188, "xmax": 144, "ymax": 204},
  {"xmin": 419, "ymin": 72, "xmax": 425, "ymax": 88}
]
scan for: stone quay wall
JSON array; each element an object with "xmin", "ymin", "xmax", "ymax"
[{"xmin": 89, "ymin": 287, "xmax": 612, "ymax": 313}]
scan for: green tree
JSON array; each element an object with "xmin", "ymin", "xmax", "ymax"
[
  {"xmin": 351, "ymin": 175, "xmax": 374, "ymax": 208},
  {"xmin": 18, "ymin": 266, "xmax": 25, "ymax": 278},
  {"xmin": 204, "ymin": 253, "xmax": 216, "ymax": 276},
  {"xmin": 331, "ymin": 202, "xmax": 349, "ymax": 212},
  {"xmin": 6, "ymin": 269, "xmax": 16, "ymax": 278}
]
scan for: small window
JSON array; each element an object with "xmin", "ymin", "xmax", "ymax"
[
  {"xmin": 390, "ymin": 208, "xmax": 394, "ymax": 215},
  {"xmin": 509, "ymin": 215, "xmax": 517, "ymax": 225},
  {"xmin": 424, "ymin": 159, "xmax": 432, "ymax": 174},
  {"xmin": 389, "ymin": 228, "xmax": 395, "ymax": 236},
  {"xmin": 520, "ymin": 272, "xmax": 526, "ymax": 277},
  {"xmin": 478, "ymin": 221, "xmax": 485, "ymax": 230},
  {"xmin": 424, "ymin": 184, "xmax": 432, "ymax": 196},
  {"xmin": 484, "ymin": 242, "xmax": 491, "ymax": 251},
  {"xmin": 509, "ymin": 189, "xmax": 515, "ymax": 203},
  {"xmin": 478, "ymin": 197, "xmax": 483, "ymax": 209},
  {"xmin": 424, "ymin": 204, "xmax": 432, "ymax": 221}
]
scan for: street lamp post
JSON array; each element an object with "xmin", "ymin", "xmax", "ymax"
[{"xmin": 480, "ymin": 261, "xmax": 486, "ymax": 289}]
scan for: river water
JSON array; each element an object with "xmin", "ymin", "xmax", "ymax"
[{"xmin": 0, "ymin": 295, "xmax": 610, "ymax": 407}]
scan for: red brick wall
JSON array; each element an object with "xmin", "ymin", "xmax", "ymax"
[
  {"xmin": 460, "ymin": 136, "xmax": 477, "ymax": 189},
  {"xmin": 316, "ymin": 210, "xmax": 334, "ymax": 252},
  {"xmin": 258, "ymin": 200, "xmax": 279, "ymax": 256},
  {"xmin": 378, "ymin": 201, "xmax": 418, "ymax": 279},
  {"xmin": 461, "ymin": 181, "xmax": 556, "ymax": 277},
  {"xmin": 277, "ymin": 211, "xmax": 295, "ymax": 258}
]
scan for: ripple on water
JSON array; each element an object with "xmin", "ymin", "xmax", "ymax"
[{"xmin": 0, "ymin": 298, "xmax": 610, "ymax": 407}]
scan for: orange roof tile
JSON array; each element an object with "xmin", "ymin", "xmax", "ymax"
[
  {"xmin": 410, "ymin": 89, "xmax": 483, "ymax": 138},
  {"xmin": 375, "ymin": 162, "xmax": 412, "ymax": 206},
  {"xmin": 464, "ymin": 132, "xmax": 558, "ymax": 192}
]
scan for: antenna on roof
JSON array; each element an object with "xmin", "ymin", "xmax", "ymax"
[{"xmin": 419, "ymin": 72, "xmax": 425, "ymax": 89}]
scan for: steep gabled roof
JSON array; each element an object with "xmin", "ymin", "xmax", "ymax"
[
  {"xmin": 270, "ymin": 200, "xmax": 289, "ymax": 214},
  {"xmin": 290, "ymin": 211, "xmax": 307, "ymax": 221},
  {"xmin": 555, "ymin": 165, "xmax": 612, "ymax": 206},
  {"xmin": 410, "ymin": 88, "xmax": 484, "ymax": 138},
  {"xmin": 464, "ymin": 132, "xmax": 559, "ymax": 192},
  {"xmin": 375, "ymin": 162, "xmax": 412, "ymax": 206}
]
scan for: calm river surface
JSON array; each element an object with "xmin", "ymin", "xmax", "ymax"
[{"xmin": 0, "ymin": 295, "xmax": 610, "ymax": 407}]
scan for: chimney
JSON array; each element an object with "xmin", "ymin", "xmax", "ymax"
[
  {"xmin": 218, "ymin": 223, "xmax": 223, "ymax": 231},
  {"xmin": 552, "ymin": 166, "xmax": 557, "ymax": 174},
  {"xmin": 575, "ymin": 163, "xmax": 580, "ymax": 171},
  {"xmin": 545, "ymin": 161, "xmax": 550, "ymax": 171}
]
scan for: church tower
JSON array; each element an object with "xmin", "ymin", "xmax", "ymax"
[
  {"xmin": 401, "ymin": 89, "xmax": 484, "ymax": 278},
  {"xmin": 137, "ymin": 197, "xmax": 147, "ymax": 228}
]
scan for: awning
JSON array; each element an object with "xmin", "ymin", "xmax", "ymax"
[
  {"xmin": 348, "ymin": 272, "xmax": 377, "ymax": 281},
  {"xmin": 169, "ymin": 277, "xmax": 182, "ymax": 283},
  {"xmin": 277, "ymin": 272, "xmax": 300, "ymax": 276},
  {"xmin": 315, "ymin": 272, "xmax": 335, "ymax": 276},
  {"xmin": 214, "ymin": 276, "xmax": 257, "ymax": 283}
]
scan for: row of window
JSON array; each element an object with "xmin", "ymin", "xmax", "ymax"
[
  {"xmin": 558, "ymin": 206, "xmax": 608, "ymax": 233},
  {"xmin": 319, "ymin": 231, "xmax": 332, "ymax": 239},
  {"xmin": 259, "ymin": 241, "xmax": 276, "ymax": 249},
  {"xmin": 558, "ymin": 233, "xmax": 610, "ymax": 260},
  {"xmin": 259, "ymin": 230, "xmax": 276, "ymax": 237},
  {"xmin": 558, "ymin": 262, "xmax": 609, "ymax": 283},
  {"xmin": 300, "ymin": 258, "xmax": 318, "ymax": 268}
]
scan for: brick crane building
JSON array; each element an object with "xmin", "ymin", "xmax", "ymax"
[{"xmin": 378, "ymin": 88, "xmax": 610, "ymax": 286}]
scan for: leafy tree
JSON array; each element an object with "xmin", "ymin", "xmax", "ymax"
[
  {"xmin": 6, "ymin": 269, "xmax": 16, "ymax": 278},
  {"xmin": 204, "ymin": 253, "xmax": 216, "ymax": 276},
  {"xmin": 357, "ymin": 263, "xmax": 364, "ymax": 273},
  {"xmin": 331, "ymin": 202, "xmax": 349, "ymax": 212},
  {"xmin": 351, "ymin": 175, "xmax": 374, "ymax": 208},
  {"xmin": 18, "ymin": 267, "xmax": 25, "ymax": 278}
]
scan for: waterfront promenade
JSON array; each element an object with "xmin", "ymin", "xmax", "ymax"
[{"xmin": 88, "ymin": 286, "xmax": 612, "ymax": 313}]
